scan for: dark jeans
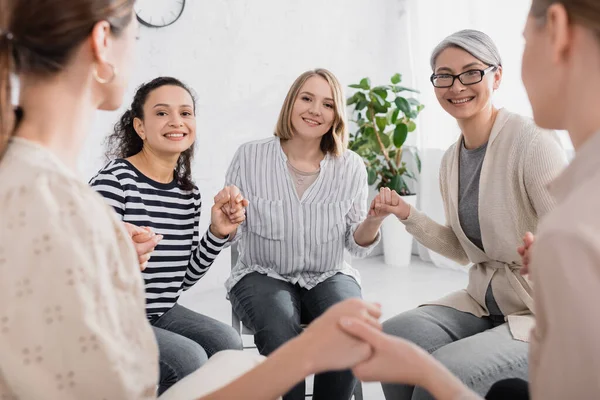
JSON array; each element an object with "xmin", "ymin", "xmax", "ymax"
[
  {"xmin": 151, "ymin": 303, "xmax": 243, "ymax": 395},
  {"xmin": 229, "ymin": 272, "xmax": 362, "ymax": 400}
]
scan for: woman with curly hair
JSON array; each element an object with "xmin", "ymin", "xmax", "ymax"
[{"xmin": 90, "ymin": 76, "xmax": 247, "ymax": 395}]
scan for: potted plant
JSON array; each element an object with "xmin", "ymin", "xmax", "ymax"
[{"xmin": 347, "ymin": 73, "xmax": 424, "ymax": 267}]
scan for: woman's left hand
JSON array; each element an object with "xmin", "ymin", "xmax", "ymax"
[{"xmin": 210, "ymin": 185, "xmax": 249, "ymax": 239}]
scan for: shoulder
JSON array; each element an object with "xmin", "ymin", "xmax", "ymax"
[
  {"xmin": 541, "ymin": 171, "xmax": 600, "ymax": 236},
  {"xmin": 336, "ymin": 149, "xmax": 366, "ymax": 174},
  {"xmin": 339, "ymin": 149, "xmax": 363, "ymax": 165},
  {"xmin": 1, "ymin": 161, "xmax": 116, "ymax": 237},
  {"xmin": 499, "ymin": 109, "xmax": 561, "ymax": 149},
  {"xmin": 235, "ymin": 137, "xmax": 279, "ymax": 155},
  {"xmin": 535, "ymin": 189, "xmax": 600, "ymax": 278},
  {"xmin": 89, "ymin": 159, "xmax": 136, "ymax": 186}
]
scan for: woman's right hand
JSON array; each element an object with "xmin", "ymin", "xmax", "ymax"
[
  {"xmin": 123, "ymin": 222, "xmax": 163, "ymax": 271},
  {"xmin": 517, "ymin": 232, "xmax": 535, "ymax": 275},
  {"xmin": 369, "ymin": 187, "xmax": 411, "ymax": 220},
  {"xmin": 295, "ymin": 298, "xmax": 382, "ymax": 374}
]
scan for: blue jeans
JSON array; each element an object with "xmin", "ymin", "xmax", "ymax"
[
  {"xmin": 151, "ymin": 303, "xmax": 243, "ymax": 395},
  {"xmin": 229, "ymin": 272, "xmax": 362, "ymax": 400},
  {"xmin": 381, "ymin": 305, "xmax": 529, "ymax": 400}
]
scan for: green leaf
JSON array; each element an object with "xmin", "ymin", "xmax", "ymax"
[
  {"xmin": 391, "ymin": 73, "xmax": 402, "ymax": 84},
  {"xmin": 388, "ymin": 175, "xmax": 410, "ymax": 195},
  {"xmin": 369, "ymin": 135, "xmax": 381, "ymax": 152},
  {"xmin": 389, "ymin": 175, "xmax": 403, "ymax": 193},
  {"xmin": 395, "ymin": 97, "xmax": 411, "ymax": 115},
  {"xmin": 370, "ymin": 92, "xmax": 385, "ymax": 106},
  {"xmin": 407, "ymin": 98, "xmax": 421, "ymax": 106},
  {"xmin": 390, "ymin": 109, "xmax": 400, "ymax": 124},
  {"xmin": 373, "ymin": 102, "xmax": 389, "ymax": 114},
  {"xmin": 364, "ymin": 126, "xmax": 374, "ymax": 137},
  {"xmin": 380, "ymin": 132, "xmax": 391, "ymax": 148},
  {"xmin": 356, "ymin": 99, "xmax": 369, "ymax": 111},
  {"xmin": 394, "ymin": 123, "xmax": 408, "ymax": 147},
  {"xmin": 395, "ymin": 86, "xmax": 420, "ymax": 93},
  {"xmin": 373, "ymin": 85, "xmax": 392, "ymax": 91},
  {"xmin": 373, "ymin": 88, "xmax": 388, "ymax": 102},
  {"xmin": 407, "ymin": 120, "xmax": 417, "ymax": 132},
  {"xmin": 376, "ymin": 116, "xmax": 387, "ymax": 134},
  {"xmin": 346, "ymin": 93, "xmax": 358, "ymax": 106},
  {"xmin": 349, "ymin": 84, "xmax": 364, "ymax": 89},
  {"xmin": 417, "ymin": 104, "xmax": 425, "ymax": 112},
  {"xmin": 359, "ymin": 77, "xmax": 371, "ymax": 90},
  {"xmin": 367, "ymin": 168, "xmax": 378, "ymax": 185}
]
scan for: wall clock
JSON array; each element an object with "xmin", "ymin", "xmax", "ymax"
[{"xmin": 134, "ymin": 0, "xmax": 186, "ymax": 28}]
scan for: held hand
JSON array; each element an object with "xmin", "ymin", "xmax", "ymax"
[
  {"xmin": 338, "ymin": 317, "xmax": 431, "ymax": 386},
  {"xmin": 123, "ymin": 222, "xmax": 163, "ymax": 271},
  {"xmin": 517, "ymin": 232, "xmax": 535, "ymax": 275},
  {"xmin": 210, "ymin": 185, "xmax": 249, "ymax": 239},
  {"xmin": 368, "ymin": 187, "xmax": 411, "ymax": 220},
  {"xmin": 298, "ymin": 298, "xmax": 382, "ymax": 374}
]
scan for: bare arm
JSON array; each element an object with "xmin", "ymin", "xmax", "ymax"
[{"xmin": 339, "ymin": 318, "xmax": 481, "ymax": 400}]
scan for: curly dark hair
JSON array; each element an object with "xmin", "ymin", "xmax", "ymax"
[{"xmin": 105, "ymin": 76, "xmax": 197, "ymax": 190}]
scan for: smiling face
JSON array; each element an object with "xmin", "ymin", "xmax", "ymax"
[
  {"xmin": 433, "ymin": 46, "xmax": 502, "ymax": 121},
  {"xmin": 133, "ymin": 85, "xmax": 196, "ymax": 156},
  {"xmin": 290, "ymin": 75, "xmax": 336, "ymax": 140}
]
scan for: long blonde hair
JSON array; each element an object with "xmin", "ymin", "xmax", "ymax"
[{"xmin": 274, "ymin": 68, "xmax": 348, "ymax": 156}]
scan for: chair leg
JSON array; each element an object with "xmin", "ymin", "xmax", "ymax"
[
  {"xmin": 231, "ymin": 307, "xmax": 241, "ymax": 335},
  {"xmin": 353, "ymin": 381, "xmax": 363, "ymax": 400}
]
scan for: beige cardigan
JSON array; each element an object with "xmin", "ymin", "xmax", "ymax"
[{"xmin": 402, "ymin": 108, "xmax": 568, "ymax": 341}]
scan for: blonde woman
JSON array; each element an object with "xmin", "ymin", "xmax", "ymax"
[
  {"xmin": 370, "ymin": 30, "xmax": 568, "ymax": 399},
  {"xmin": 225, "ymin": 68, "xmax": 384, "ymax": 400}
]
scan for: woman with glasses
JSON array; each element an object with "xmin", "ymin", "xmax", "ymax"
[{"xmin": 369, "ymin": 29, "xmax": 567, "ymax": 399}]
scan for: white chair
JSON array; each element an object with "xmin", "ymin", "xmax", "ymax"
[{"xmin": 230, "ymin": 244, "xmax": 364, "ymax": 400}]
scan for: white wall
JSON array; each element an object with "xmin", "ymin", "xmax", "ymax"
[{"xmin": 81, "ymin": 0, "xmax": 412, "ymax": 293}]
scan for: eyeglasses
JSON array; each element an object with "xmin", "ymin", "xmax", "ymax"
[{"xmin": 430, "ymin": 66, "xmax": 497, "ymax": 88}]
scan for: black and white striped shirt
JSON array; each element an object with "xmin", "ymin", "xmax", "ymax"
[
  {"xmin": 90, "ymin": 159, "xmax": 227, "ymax": 318},
  {"xmin": 225, "ymin": 137, "xmax": 380, "ymax": 293}
]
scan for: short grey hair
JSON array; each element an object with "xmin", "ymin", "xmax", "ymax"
[{"xmin": 430, "ymin": 29, "xmax": 502, "ymax": 71}]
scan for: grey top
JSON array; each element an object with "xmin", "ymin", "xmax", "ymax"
[
  {"xmin": 458, "ymin": 139, "xmax": 503, "ymax": 317},
  {"xmin": 458, "ymin": 139, "xmax": 487, "ymax": 251}
]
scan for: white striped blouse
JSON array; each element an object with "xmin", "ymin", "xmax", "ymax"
[
  {"xmin": 90, "ymin": 159, "xmax": 228, "ymax": 318},
  {"xmin": 224, "ymin": 137, "xmax": 380, "ymax": 293}
]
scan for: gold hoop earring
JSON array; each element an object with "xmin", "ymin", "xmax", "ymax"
[{"xmin": 93, "ymin": 63, "xmax": 117, "ymax": 84}]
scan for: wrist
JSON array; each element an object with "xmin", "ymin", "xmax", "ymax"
[
  {"xmin": 396, "ymin": 205, "xmax": 411, "ymax": 221},
  {"xmin": 279, "ymin": 335, "xmax": 316, "ymax": 376},
  {"xmin": 209, "ymin": 224, "xmax": 227, "ymax": 239}
]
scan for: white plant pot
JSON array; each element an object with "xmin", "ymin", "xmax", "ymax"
[{"xmin": 382, "ymin": 194, "xmax": 417, "ymax": 267}]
